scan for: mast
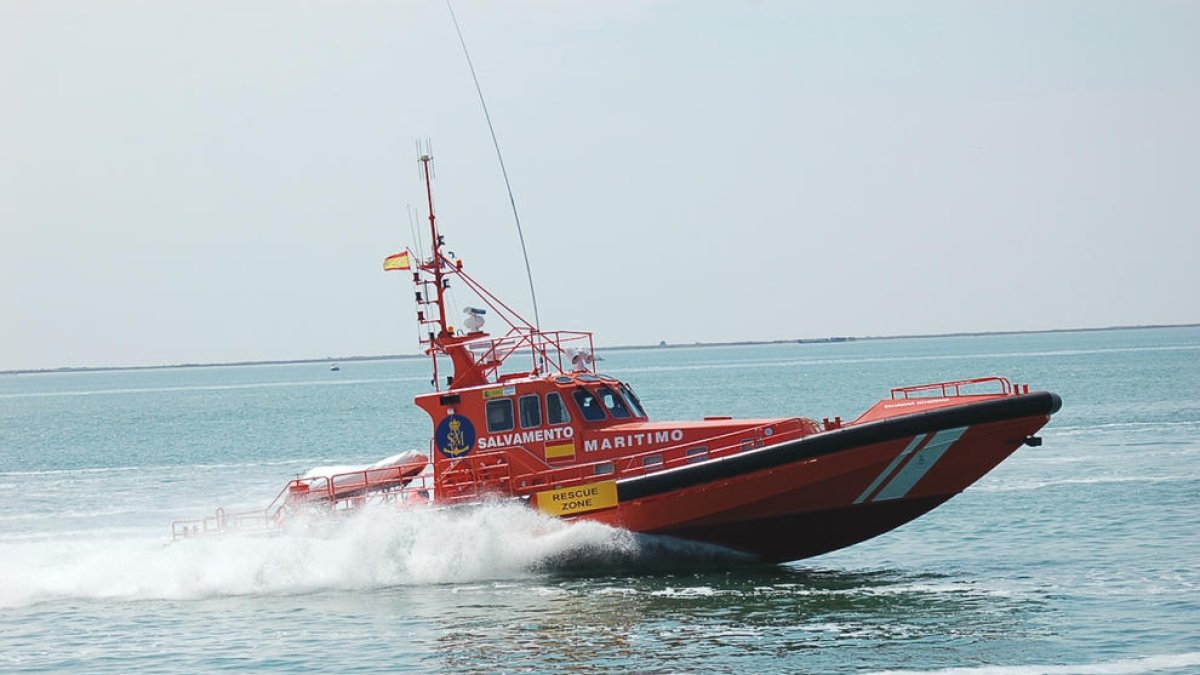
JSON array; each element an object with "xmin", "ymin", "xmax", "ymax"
[
  {"xmin": 400, "ymin": 152, "xmax": 593, "ymax": 390},
  {"xmin": 420, "ymin": 154, "xmax": 450, "ymax": 340}
]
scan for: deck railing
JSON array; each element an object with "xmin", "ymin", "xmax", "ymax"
[
  {"xmin": 461, "ymin": 328, "xmax": 596, "ymax": 379},
  {"xmin": 434, "ymin": 418, "xmax": 815, "ymax": 503},
  {"xmin": 170, "ymin": 463, "xmax": 431, "ymax": 540},
  {"xmin": 890, "ymin": 376, "xmax": 1015, "ymax": 399}
]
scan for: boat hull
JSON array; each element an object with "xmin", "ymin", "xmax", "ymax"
[
  {"xmin": 661, "ymin": 494, "xmax": 952, "ymax": 562},
  {"xmin": 583, "ymin": 392, "xmax": 1061, "ymax": 561}
]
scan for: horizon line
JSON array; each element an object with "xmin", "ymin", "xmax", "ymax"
[{"xmin": 3, "ymin": 321, "xmax": 1197, "ymax": 376}]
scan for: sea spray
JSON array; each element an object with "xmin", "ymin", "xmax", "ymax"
[{"xmin": 0, "ymin": 502, "xmax": 643, "ymax": 609}]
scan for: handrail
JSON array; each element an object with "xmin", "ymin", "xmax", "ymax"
[
  {"xmin": 494, "ymin": 419, "xmax": 813, "ymax": 497},
  {"xmin": 890, "ymin": 376, "xmax": 1013, "ymax": 399},
  {"xmin": 438, "ymin": 454, "xmax": 514, "ymax": 502},
  {"xmin": 462, "ymin": 328, "xmax": 595, "ymax": 379},
  {"xmin": 171, "ymin": 506, "xmax": 269, "ymax": 540},
  {"xmin": 172, "ymin": 460, "xmax": 431, "ymax": 540},
  {"xmin": 426, "ymin": 418, "xmax": 806, "ymax": 505}
]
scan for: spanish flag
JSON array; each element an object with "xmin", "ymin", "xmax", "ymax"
[{"xmin": 383, "ymin": 251, "xmax": 411, "ymax": 271}]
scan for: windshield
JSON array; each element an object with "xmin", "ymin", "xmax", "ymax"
[
  {"xmin": 596, "ymin": 386, "xmax": 631, "ymax": 418},
  {"xmin": 573, "ymin": 388, "xmax": 606, "ymax": 421},
  {"xmin": 620, "ymin": 384, "xmax": 647, "ymax": 418}
]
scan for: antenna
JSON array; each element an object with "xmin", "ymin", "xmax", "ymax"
[
  {"xmin": 415, "ymin": 149, "xmax": 449, "ymax": 341},
  {"xmin": 407, "ymin": 204, "xmax": 424, "ymax": 268},
  {"xmin": 445, "ymin": 0, "xmax": 542, "ymax": 331},
  {"xmin": 417, "ymin": 138, "xmax": 435, "ymax": 179}
]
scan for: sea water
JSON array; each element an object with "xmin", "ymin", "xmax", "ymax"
[{"xmin": 0, "ymin": 327, "xmax": 1197, "ymax": 673}]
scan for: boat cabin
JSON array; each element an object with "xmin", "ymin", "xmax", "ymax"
[{"xmin": 414, "ymin": 364, "xmax": 820, "ymax": 504}]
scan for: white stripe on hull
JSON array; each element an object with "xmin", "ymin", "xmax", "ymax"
[
  {"xmin": 873, "ymin": 426, "xmax": 968, "ymax": 502},
  {"xmin": 856, "ymin": 426, "xmax": 970, "ymax": 504},
  {"xmin": 854, "ymin": 433, "xmax": 927, "ymax": 504}
]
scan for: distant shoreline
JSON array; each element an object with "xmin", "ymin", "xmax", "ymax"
[{"xmin": 3, "ymin": 322, "xmax": 1197, "ymax": 376}]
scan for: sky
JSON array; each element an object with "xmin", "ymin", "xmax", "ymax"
[{"xmin": 2, "ymin": 1, "xmax": 1198, "ymax": 371}]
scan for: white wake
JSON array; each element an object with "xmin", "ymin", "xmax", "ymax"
[{"xmin": 0, "ymin": 502, "xmax": 645, "ymax": 609}]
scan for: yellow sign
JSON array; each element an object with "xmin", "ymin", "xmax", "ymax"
[
  {"xmin": 482, "ymin": 386, "xmax": 516, "ymax": 400},
  {"xmin": 545, "ymin": 441, "xmax": 576, "ymax": 459},
  {"xmin": 536, "ymin": 480, "xmax": 618, "ymax": 517}
]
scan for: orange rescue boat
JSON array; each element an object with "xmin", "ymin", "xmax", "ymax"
[{"xmin": 175, "ymin": 154, "xmax": 1061, "ymax": 563}]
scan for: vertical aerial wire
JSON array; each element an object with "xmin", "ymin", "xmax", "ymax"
[
  {"xmin": 407, "ymin": 203, "xmax": 426, "ymax": 347},
  {"xmin": 445, "ymin": 0, "xmax": 542, "ymax": 331}
]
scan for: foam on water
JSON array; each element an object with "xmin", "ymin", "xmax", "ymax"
[
  {"xmin": 867, "ymin": 651, "xmax": 1200, "ymax": 675},
  {"xmin": 608, "ymin": 343, "xmax": 1200, "ymax": 376},
  {"xmin": 0, "ymin": 457, "xmax": 327, "ymax": 479},
  {"xmin": 977, "ymin": 474, "xmax": 1197, "ymax": 493},
  {"xmin": 0, "ymin": 497, "xmax": 755, "ymax": 609},
  {"xmin": 0, "ymin": 502, "xmax": 648, "ymax": 609},
  {"xmin": 0, "ymin": 376, "xmax": 425, "ymax": 400}
]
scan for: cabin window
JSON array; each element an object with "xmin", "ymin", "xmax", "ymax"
[
  {"xmin": 573, "ymin": 389, "xmax": 606, "ymax": 422},
  {"xmin": 642, "ymin": 455, "xmax": 663, "ymax": 468},
  {"xmin": 546, "ymin": 392, "xmax": 570, "ymax": 425},
  {"xmin": 485, "ymin": 399, "xmax": 515, "ymax": 433},
  {"xmin": 596, "ymin": 387, "xmax": 631, "ymax": 418},
  {"xmin": 686, "ymin": 446, "xmax": 709, "ymax": 463},
  {"xmin": 594, "ymin": 462, "xmax": 614, "ymax": 475},
  {"xmin": 620, "ymin": 385, "xmax": 647, "ymax": 418},
  {"xmin": 519, "ymin": 394, "xmax": 541, "ymax": 428}
]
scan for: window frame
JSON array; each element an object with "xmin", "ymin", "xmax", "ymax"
[
  {"xmin": 485, "ymin": 398, "xmax": 515, "ymax": 433},
  {"xmin": 518, "ymin": 394, "xmax": 542, "ymax": 429},
  {"xmin": 546, "ymin": 391, "xmax": 571, "ymax": 425},
  {"xmin": 572, "ymin": 388, "xmax": 607, "ymax": 422},
  {"xmin": 595, "ymin": 386, "xmax": 632, "ymax": 419},
  {"xmin": 619, "ymin": 384, "xmax": 647, "ymax": 418}
]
